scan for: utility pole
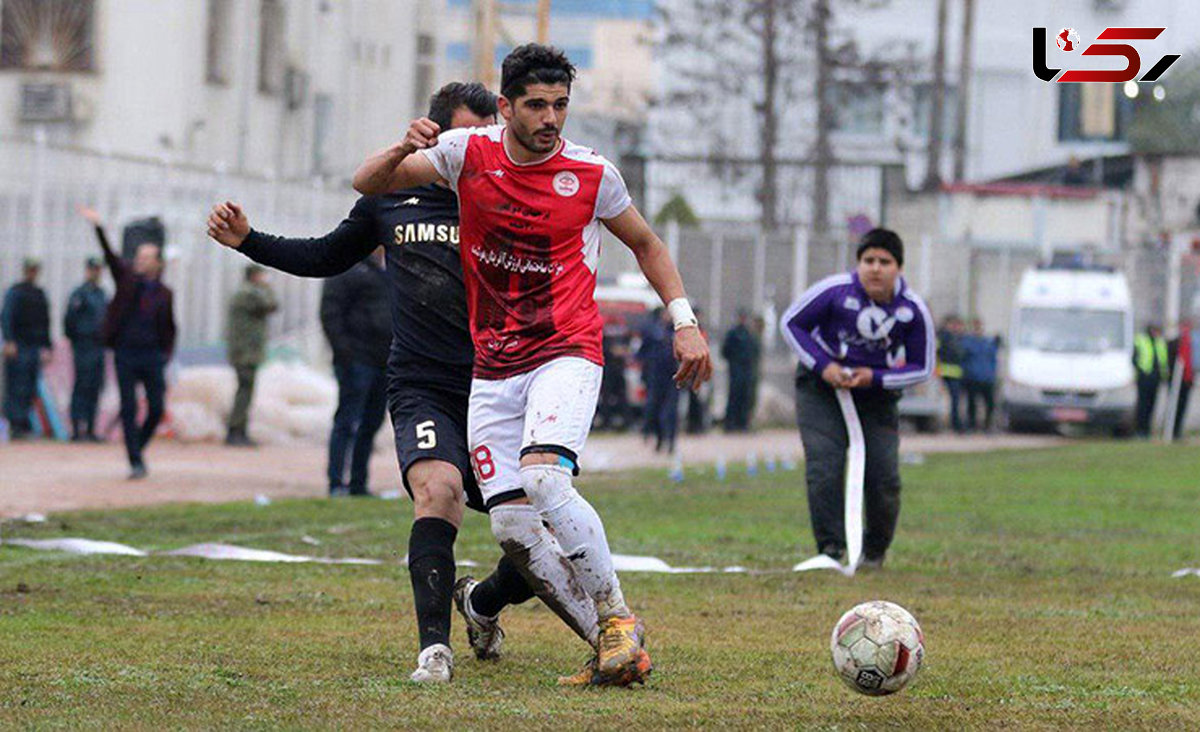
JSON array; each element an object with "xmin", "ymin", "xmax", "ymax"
[
  {"xmin": 923, "ymin": 0, "xmax": 948, "ymax": 190},
  {"xmin": 473, "ymin": 0, "xmax": 498, "ymax": 88},
  {"xmin": 474, "ymin": 0, "xmax": 551, "ymax": 87},
  {"xmin": 811, "ymin": 0, "xmax": 833, "ymax": 252},
  {"xmin": 537, "ymin": 0, "xmax": 551, "ymax": 44},
  {"xmin": 952, "ymin": 0, "xmax": 975, "ymax": 182}
]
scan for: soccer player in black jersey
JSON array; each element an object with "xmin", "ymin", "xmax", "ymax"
[{"xmin": 207, "ymin": 83, "xmax": 601, "ymax": 684}]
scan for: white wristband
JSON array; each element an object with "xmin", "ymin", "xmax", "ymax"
[{"xmin": 667, "ymin": 297, "xmax": 698, "ymax": 331}]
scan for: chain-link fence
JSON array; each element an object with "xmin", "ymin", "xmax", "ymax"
[{"xmin": 0, "ymin": 134, "xmax": 357, "ymax": 361}]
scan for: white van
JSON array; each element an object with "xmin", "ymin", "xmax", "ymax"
[{"xmin": 1003, "ymin": 263, "xmax": 1136, "ymax": 434}]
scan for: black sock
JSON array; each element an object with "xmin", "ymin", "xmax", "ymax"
[
  {"xmin": 408, "ymin": 517, "xmax": 457, "ymax": 651},
  {"xmin": 469, "ymin": 553, "xmax": 536, "ymax": 619}
]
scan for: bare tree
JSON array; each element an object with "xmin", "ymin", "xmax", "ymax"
[
  {"xmin": 656, "ymin": 0, "xmax": 889, "ymax": 232},
  {"xmin": 656, "ymin": 0, "xmax": 812, "ymax": 230}
]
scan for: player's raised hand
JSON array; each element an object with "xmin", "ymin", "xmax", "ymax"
[
  {"xmin": 400, "ymin": 117, "xmax": 441, "ymax": 155},
  {"xmin": 673, "ymin": 327, "xmax": 713, "ymax": 392},
  {"xmin": 207, "ymin": 201, "xmax": 251, "ymax": 248}
]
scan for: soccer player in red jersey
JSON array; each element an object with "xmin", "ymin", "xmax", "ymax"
[{"xmin": 355, "ymin": 44, "xmax": 711, "ymax": 685}]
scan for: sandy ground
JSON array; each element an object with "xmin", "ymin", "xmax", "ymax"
[{"xmin": 0, "ymin": 429, "xmax": 1064, "ymax": 519}]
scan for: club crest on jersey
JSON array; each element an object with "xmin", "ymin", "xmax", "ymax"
[
  {"xmin": 856, "ymin": 305, "xmax": 896, "ymax": 341},
  {"xmin": 553, "ymin": 171, "xmax": 580, "ymax": 197},
  {"xmin": 842, "ymin": 296, "xmax": 861, "ymax": 311},
  {"xmin": 895, "ymin": 305, "xmax": 914, "ymax": 323}
]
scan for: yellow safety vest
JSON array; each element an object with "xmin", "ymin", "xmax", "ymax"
[{"xmin": 1134, "ymin": 333, "xmax": 1168, "ymax": 379}]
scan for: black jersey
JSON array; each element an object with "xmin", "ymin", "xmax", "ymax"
[{"xmin": 238, "ymin": 185, "xmax": 472, "ymax": 395}]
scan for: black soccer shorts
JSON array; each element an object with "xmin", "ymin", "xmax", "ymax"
[{"xmin": 388, "ymin": 383, "xmax": 496, "ymax": 513}]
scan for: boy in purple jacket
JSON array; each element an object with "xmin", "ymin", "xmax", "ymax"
[{"xmin": 780, "ymin": 229, "xmax": 934, "ymax": 568}]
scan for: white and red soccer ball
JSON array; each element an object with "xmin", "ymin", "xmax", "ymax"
[{"xmin": 830, "ymin": 601, "xmax": 924, "ymax": 696}]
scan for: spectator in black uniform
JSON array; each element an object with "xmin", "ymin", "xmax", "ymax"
[
  {"xmin": 597, "ymin": 330, "xmax": 631, "ymax": 430},
  {"xmin": 721, "ymin": 309, "xmax": 760, "ymax": 432},
  {"xmin": 206, "ymin": 82, "xmax": 568, "ymax": 685},
  {"xmin": 2, "ymin": 258, "xmax": 52, "ymax": 439},
  {"xmin": 64, "ymin": 257, "xmax": 109, "ymax": 442},
  {"xmin": 81, "ymin": 207, "xmax": 177, "ymax": 480},
  {"xmin": 637, "ymin": 308, "xmax": 680, "ymax": 453},
  {"xmin": 320, "ymin": 247, "xmax": 390, "ymax": 495}
]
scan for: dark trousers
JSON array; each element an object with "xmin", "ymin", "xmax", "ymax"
[
  {"xmin": 596, "ymin": 375, "xmax": 629, "ymax": 430},
  {"xmin": 643, "ymin": 379, "xmax": 679, "ymax": 452},
  {"xmin": 795, "ymin": 372, "xmax": 902, "ymax": 560},
  {"xmin": 943, "ymin": 377, "xmax": 964, "ymax": 433},
  {"xmin": 70, "ymin": 343, "xmax": 105, "ymax": 437},
  {"xmin": 725, "ymin": 367, "xmax": 754, "ymax": 431},
  {"xmin": 328, "ymin": 361, "xmax": 388, "ymax": 492},
  {"xmin": 964, "ymin": 379, "xmax": 996, "ymax": 432},
  {"xmin": 1173, "ymin": 381, "xmax": 1192, "ymax": 439},
  {"xmin": 1135, "ymin": 375, "xmax": 1160, "ymax": 437},
  {"xmin": 686, "ymin": 389, "xmax": 708, "ymax": 434},
  {"xmin": 3, "ymin": 346, "xmax": 40, "ymax": 435},
  {"xmin": 228, "ymin": 364, "xmax": 258, "ymax": 433},
  {"xmin": 115, "ymin": 348, "xmax": 166, "ymax": 467}
]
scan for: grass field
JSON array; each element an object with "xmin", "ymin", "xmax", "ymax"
[{"xmin": 3, "ymin": 443, "xmax": 1199, "ymax": 730}]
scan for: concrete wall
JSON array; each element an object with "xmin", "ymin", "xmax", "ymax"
[{"xmin": 0, "ymin": 0, "xmax": 424, "ymax": 181}]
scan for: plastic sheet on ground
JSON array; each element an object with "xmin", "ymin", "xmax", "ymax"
[{"xmin": 4, "ymin": 537, "xmax": 147, "ymax": 556}]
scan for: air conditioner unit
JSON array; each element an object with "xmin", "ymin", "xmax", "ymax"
[{"xmin": 20, "ymin": 82, "xmax": 72, "ymax": 122}]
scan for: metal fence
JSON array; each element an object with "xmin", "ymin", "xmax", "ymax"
[{"xmin": 0, "ymin": 133, "xmax": 358, "ymax": 361}]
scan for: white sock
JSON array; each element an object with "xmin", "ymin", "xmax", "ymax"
[
  {"xmin": 489, "ymin": 503, "xmax": 599, "ymax": 646},
  {"xmin": 521, "ymin": 464, "xmax": 630, "ymax": 620}
]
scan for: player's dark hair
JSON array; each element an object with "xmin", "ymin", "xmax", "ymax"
[
  {"xmin": 856, "ymin": 228, "xmax": 904, "ymax": 267},
  {"xmin": 500, "ymin": 43, "xmax": 576, "ymax": 100},
  {"xmin": 428, "ymin": 82, "xmax": 498, "ymax": 130}
]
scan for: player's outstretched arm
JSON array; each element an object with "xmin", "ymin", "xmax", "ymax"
[
  {"xmin": 353, "ymin": 118, "xmax": 445, "ymax": 194},
  {"xmin": 604, "ymin": 205, "xmax": 713, "ymax": 391},
  {"xmin": 207, "ymin": 200, "xmax": 375, "ymax": 278}
]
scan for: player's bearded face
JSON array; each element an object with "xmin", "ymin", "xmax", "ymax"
[{"xmin": 502, "ymin": 83, "xmax": 570, "ymax": 154}]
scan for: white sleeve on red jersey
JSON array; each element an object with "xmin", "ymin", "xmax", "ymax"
[
  {"xmin": 420, "ymin": 127, "xmax": 472, "ymax": 191},
  {"xmin": 595, "ymin": 159, "xmax": 633, "ymax": 220}
]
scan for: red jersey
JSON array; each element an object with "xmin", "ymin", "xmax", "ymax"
[{"xmin": 422, "ymin": 125, "xmax": 633, "ymax": 379}]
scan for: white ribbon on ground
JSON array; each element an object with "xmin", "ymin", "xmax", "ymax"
[
  {"xmin": 166, "ymin": 543, "xmax": 382, "ymax": 565},
  {"xmin": 794, "ymin": 387, "xmax": 865, "ymax": 577}
]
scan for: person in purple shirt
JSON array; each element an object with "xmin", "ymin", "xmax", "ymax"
[{"xmin": 780, "ymin": 228, "xmax": 934, "ymax": 569}]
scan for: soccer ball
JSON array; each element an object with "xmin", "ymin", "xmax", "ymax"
[{"xmin": 830, "ymin": 600, "xmax": 924, "ymax": 696}]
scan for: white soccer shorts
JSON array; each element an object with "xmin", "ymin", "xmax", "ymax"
[{"xmin": 467, "ymin": 356, "xmax": 603, "ymax": 508}]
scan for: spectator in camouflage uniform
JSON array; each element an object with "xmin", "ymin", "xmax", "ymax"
[{"xmin": 225, "ymin": 265, "xmax": 278, "ymax": 446}]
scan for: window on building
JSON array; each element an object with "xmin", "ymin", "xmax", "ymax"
[
  {"xmin": 828, "ymin": 82, "xmax": 885, "ymax": 135},
  {"xmin": 912, "ymin": 83, "xmax": 958, "ymax": 139},
  {"xmin": 258, "ymin": 0, "xmax": 286, "ymax": 95},
  {"xmin": 413, "ymin": 33, "xmax": 435, "ymax": 114},
  {"xmin": 1058, "ymin": 83, "xmax": 1132, "ymax": 141},
  {"xmin": 206, "ymin": 0, "xmax": 233, "ymax": 85},
  {"xmin": 0, "ymin": 0, "xmax": 96, "ymax": 71}
]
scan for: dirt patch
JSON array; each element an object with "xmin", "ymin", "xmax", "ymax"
[{"xmin": 0, "ymin": 430, "xmax": 1065, "ymax": 519}]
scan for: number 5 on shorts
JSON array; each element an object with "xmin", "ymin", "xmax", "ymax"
[{"xmin": 416, "ymin": 420, "xmax": 437, "ymax": 449}]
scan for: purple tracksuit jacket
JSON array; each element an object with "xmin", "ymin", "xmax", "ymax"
[{"xmin": 780, "ymin": 271, "xmax": 934, "ymax": 390}]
